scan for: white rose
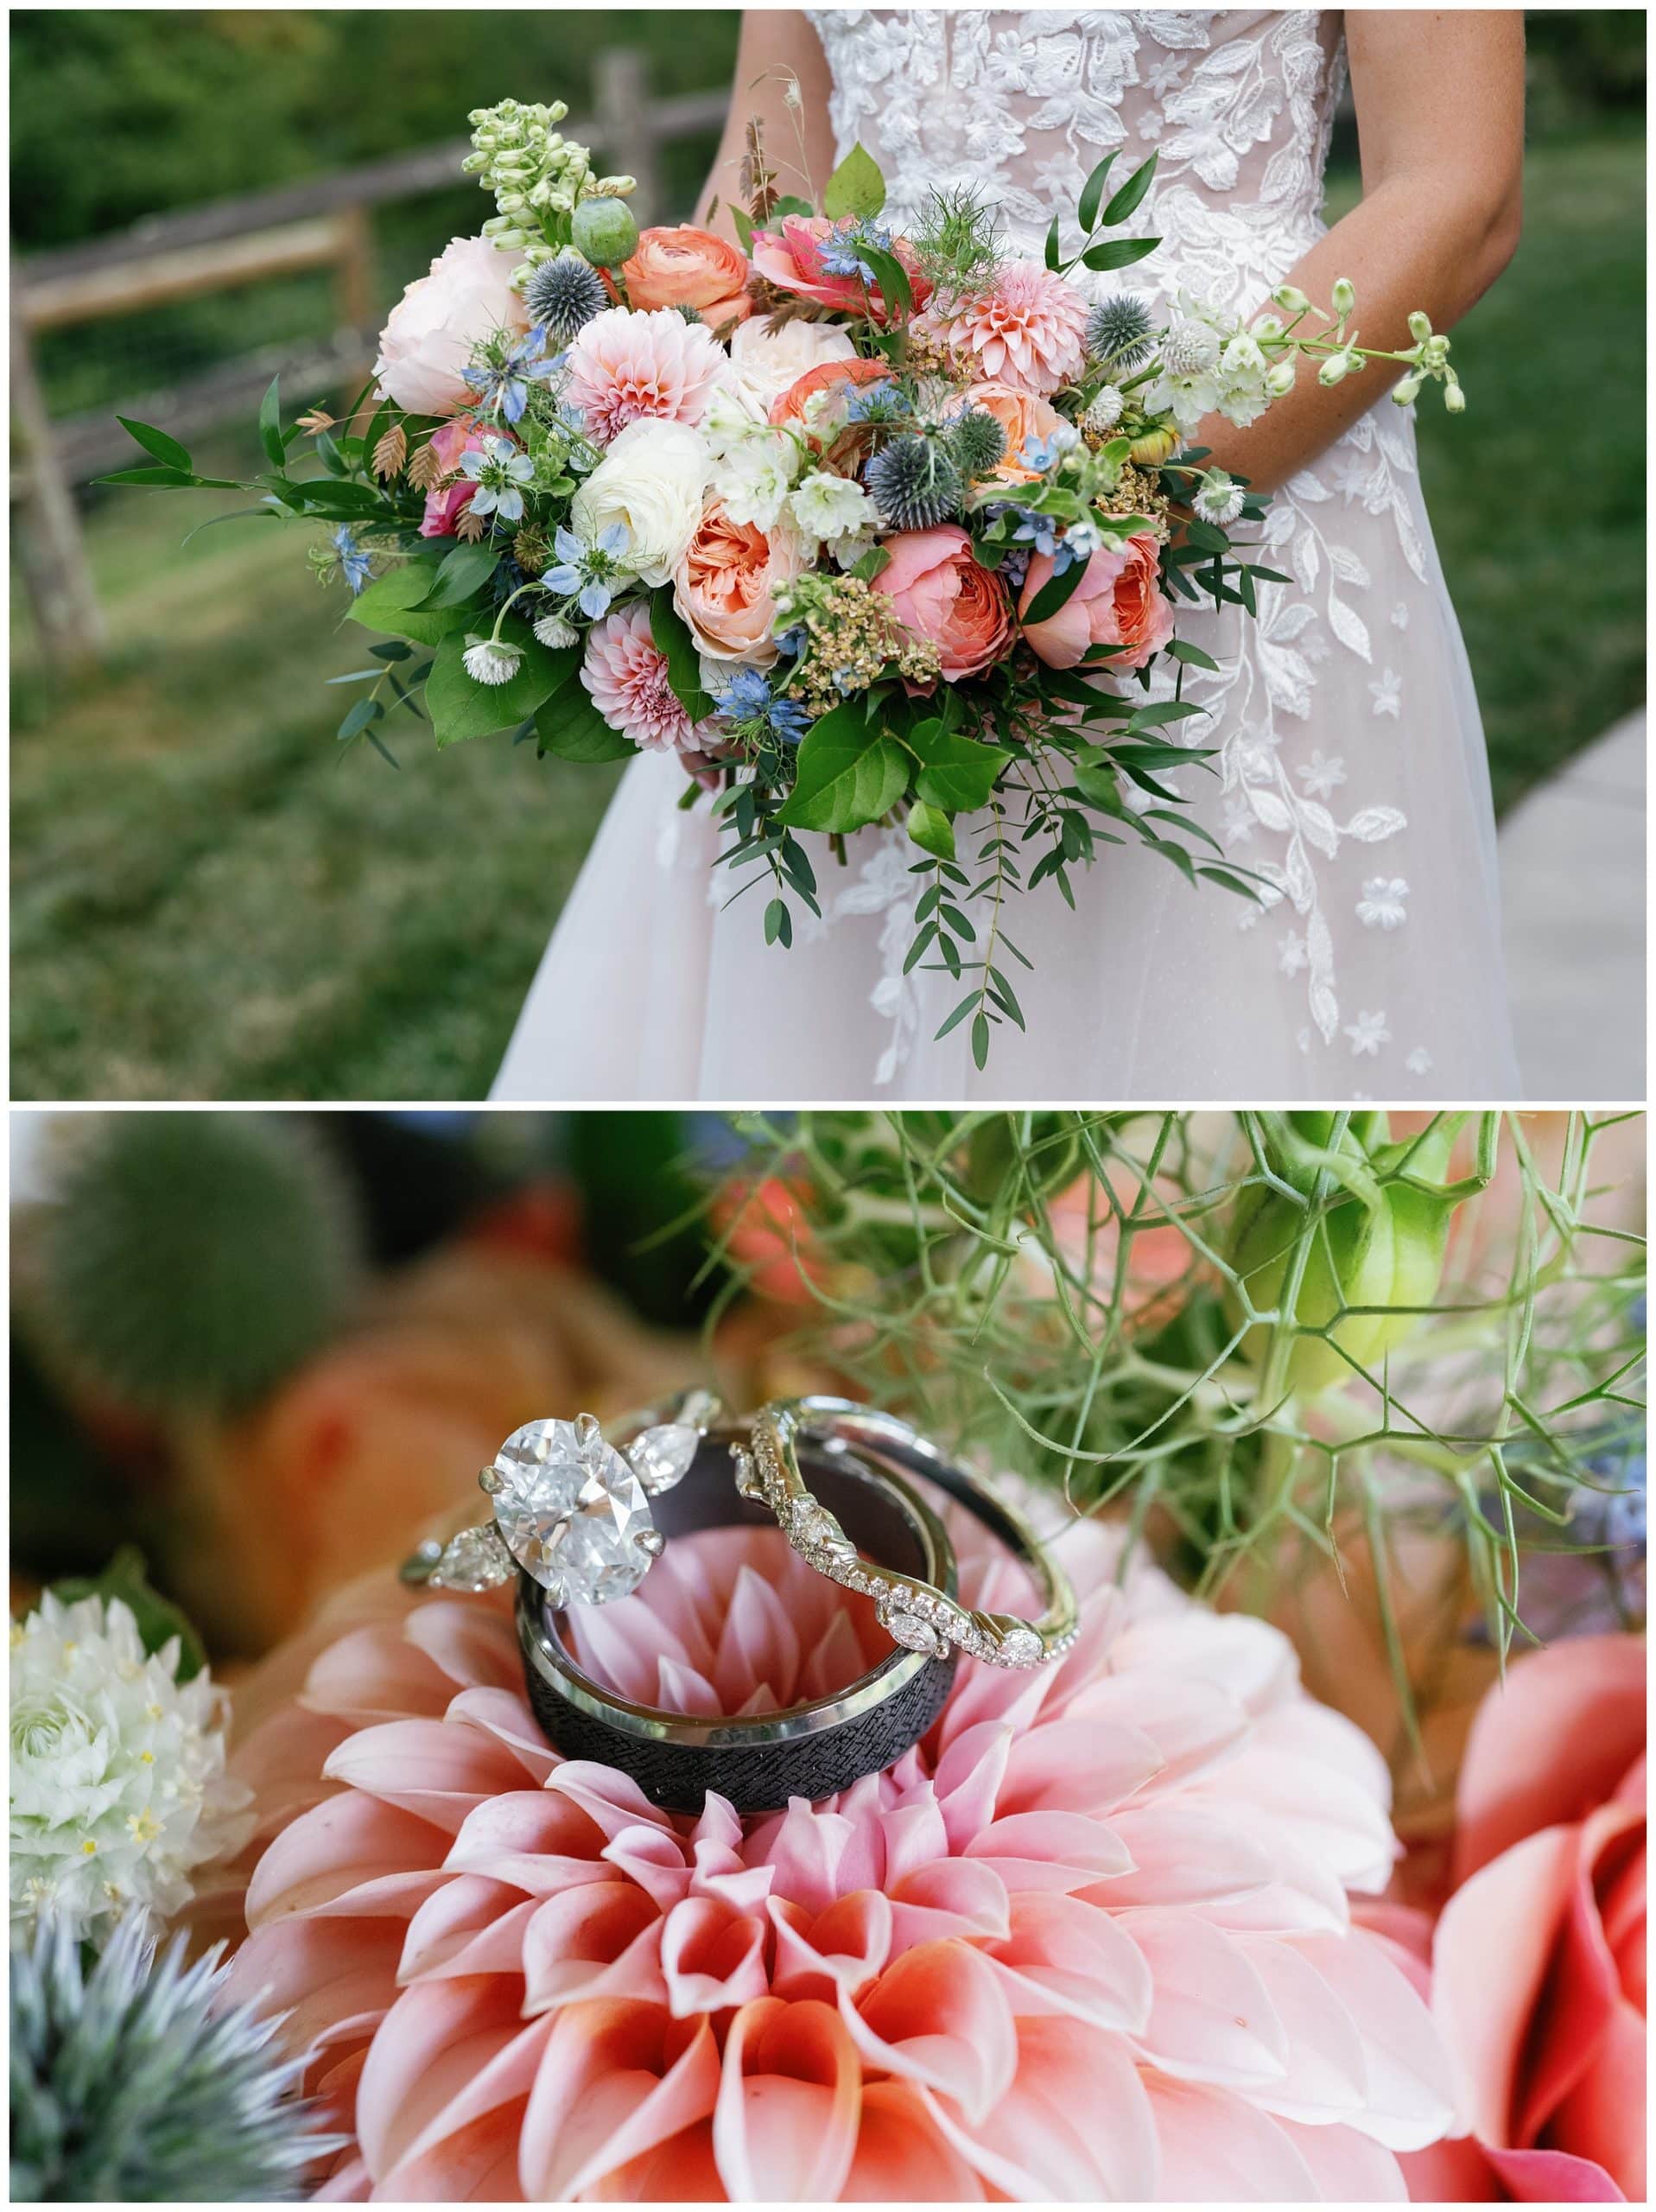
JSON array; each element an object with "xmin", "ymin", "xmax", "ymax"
[
  {"xmin": 373, "ymin": 234, "xmax": 528, "ymax": 417},
  {"xmin": 726, "ymin": 316, "xmax": 858, "ymax": 418},
  {"xmin": 570, "ymin": 418, "xmax": 710, "ymax": 586}
]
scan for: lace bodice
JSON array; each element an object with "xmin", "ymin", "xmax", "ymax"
[{"xmin": 808, "ymin": 8, "xmax": 1348, "ymax": 310}]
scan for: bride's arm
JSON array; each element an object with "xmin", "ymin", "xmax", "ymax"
[
  {"xmin": 693, "ymin": 10, "xmax": 838, "ymax": 245},
  {"xmin": 1196, "ymin": 10, "xmax": 1525, "ymax": 493}
]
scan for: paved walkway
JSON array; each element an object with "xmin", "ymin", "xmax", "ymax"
[{"xmin": 1498, "ymin": 710, "xmax": 1646, "ymax": 1100}]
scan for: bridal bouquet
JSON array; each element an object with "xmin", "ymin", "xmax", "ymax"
[{"xmin": 105, "ymin": 97, "xmax": 1467, "ymax": 1066}]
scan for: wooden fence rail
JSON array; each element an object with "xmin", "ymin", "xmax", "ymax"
[{"xmin": 10, "ymin": 54, "xmax": 729, "ymax": 667}]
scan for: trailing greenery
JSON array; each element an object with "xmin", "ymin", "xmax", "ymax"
[{"xmin": 707, "ymin": 1110, "xmax": 1646, "ymax": 1711}]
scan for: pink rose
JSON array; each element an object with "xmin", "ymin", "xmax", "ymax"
[
  {"xmin": 619, "ymin": 225, "xmax": 751, "ymax": 330},
  {"xmin": 874, "ymin": 524, "xmax": 1015, "ymax": 682},
  {"xmin": 416, "ymin": 415, "xmax": 491, "ymax": 538},
  {"xmin": 373, "ymin": 234, "xmax": 527, "ymax": 418},
  {"xmin": 1424, "ymin": 1635, "xmax": 1646, "ymax": 2202},
  {"xmin": 1018, "ymin": 531, "xmax": 1174, "ymax": 671},
  {"xmin": 672, "ymin": 500, "xmax": 808, "ymax": 664},
  {"xmin": 749, "ymin": 214, "xmax": 931, "ymax": 327}
]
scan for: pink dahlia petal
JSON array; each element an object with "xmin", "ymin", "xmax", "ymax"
[
  {"xmin": 399, "ymin": 1873, "xmax": 536, "ymax": 1982},
  {"xmin": 523, "ymin": 1879, "xmax": 667, "ymax": 2012},
  {"xmin": 322, "ymin": 1716, "xmax": 531, "ymax": 1832},
  {"xmin": 841, "ymin": 2079, "xmax": 986, "ymax": 2200},
  {"xmin": 1126, "ymin": 1911, "xmax": 1291, "ymax": 2088},
  {"xmin": 355, "ymin": 1974, "xmax": 535, "ymax": 2179},
  {"xmin": 1277, "ymin": 2117, "xmax": 1412, "ymax": 2202},
  {"xmin": 442, "ymin": 1788, "xmax": 612, "ymax": 1894},
  {"xmin": 579, "ymin": 601, "xmax": 698, "ymax": 755},
  {"xmin": 962, "ymin": 1804, "xmax": 1134, "ymax": 1891},
  {"xmin": 518, "ymin": 2002, "xmax": 720, "ymax": 2202},
  {"xmin": 401, "ymin": 1599, "xmax": 523, "ymax": 1691},
  {"xmin": 842, "ymin": 1940, "xmax": 1018, "ymax": 2123},
  {"xmin": 922, "ymin": 2015, "xmax": 1160, "ymax": 2200},
  {"xmin": 1145, "ymin": 2075, "xmax": 1322, "ymax": 2200},
  {"xmin": 770, "ymin": 1887, "xmax": 893, "ymax": 2001},
  {"xmin": 886, "ymin": 1859, "xmax": 1012, "ymax": 1952},
  {"xmin": 660, "ymin": 1892, "xmax": 770, "ymax": 2018},
  {"xmin": 1300, "ymin": 1925, "xmax": 1461, "ymax": 2150},
  {"xmin": 714, "ymin": 1996, "xmax": 861, "ymax": 2202},
  {"xmin": 985, "ymin": 1889, "xmax": 1154, "ymax": 2034},
  {"xmin": 244, "ymin": 1793, "xmax": 449, "ymax": 1927},
  {"xmin": 915, "ymin": 260, "xmax": 1089, "ymax": 397}
]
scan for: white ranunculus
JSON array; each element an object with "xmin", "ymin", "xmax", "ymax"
[
  {"xmin": 726, "ymin": 315, "xmax": 858, "ymax": 418},
  {"xmin": 10, "ymin": 1593, "xmax": 252, "ymax": 1945},
  {"xmin": 373, "ymin": 234, "xmax": 528, "ymax": 417},
  {"xmin": 570, "ymin": 418, "xmax": 711, "ymax": 586}
]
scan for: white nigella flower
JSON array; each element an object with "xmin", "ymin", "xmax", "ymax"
[
  {"xmin": 10, "ymin": 1593, "xmax": 252, "ymax": 1946},
  {"xmin": 1192, "ymin": 468, "xmax": 1246, "ymax": 528},
  {"xmin": 459, "ymin": 436, "xmax": 536, "ymax": 523},
  {"xmin": 788, "ymin": 470, "xmax": 876, "ymax": 545},
  {"xmin": 463, "ymin": 635, "xmax": 523, "ymax": 685},
  {"xmin": 1084, "ymin": 385, "xmax": 1125, "ymax": 432},
  {"xmin": 533, "ymin": 611, "xmax": 580, "ymax": 650}
]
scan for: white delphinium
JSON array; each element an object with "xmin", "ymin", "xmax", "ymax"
[
  {"xmin": 10, "ymin": 1593, "xmax": 252, "ymax": 1945},
  {"xmin": 463, "ymin": 636, "xmax": 523, "ymax": 684},
  {"xmin": 702, "ymin": 393, "xmax": 803, "ymax": 532},
  {"xmin": 788, "ymin": 470, "xmax": 877, "ymax": 551}
]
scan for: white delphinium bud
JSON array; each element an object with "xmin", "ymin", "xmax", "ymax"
[
  {"xmin": 1085, "ymin": 385, "xmax": 1126, "ymax": 432},
  {"xmin": 10, "ymin": 1594, "xmax": 252, "ymax": 1946},
  {"xmin": 463, "ymin": 637, "xmax": 523, "ymax": 685},
  {"xmin": 1317, "ymin": 350, "xmax": 1353, "ymax": 387},
  {"xmin": 1192, "ymin": 468, "xmax": 1246, "ymax": 528},
  {"xmin": 1443, "ymin": 378, "xmax": 1466, "ymax": 414},
  {"xmin": 1408, "ymin": 310, "xmax": 1433, "ymax": 346},
  {"xmin": 1272, "ymin": 283, "xmax": 1311, "ymax": 315},
  {"xmin": 1331, "ymin": 276, "xmax": 1357, "ymax": 317},
  {"xmin": 1265, "ymin": 359, "xmax": 1298, "ymax": 397},
  {"xmin": 1391, "ymin": 375, "xmax": 1424, "ymax": 408},
  {"xmin": 534, "ymin": 612, "xmax": 580, "ymax": 650}
]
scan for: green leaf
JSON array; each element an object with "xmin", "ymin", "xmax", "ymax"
[
  {"xmin": 1101, "ymin": 151, "xmax": 1158, "ymax": 226},
  {"xmin": 92, "ymin": 464, "xmax": 241, "ymax": 490},
  {"xmin": 368, "ymin": 639, "xmax": 413, "ymax": 662},
  {"xmin": 116, "ymin": 416, "xmax": 192, "ymax": 471},
  {"xmin": 856, "ymin": 243, "xmax": 912, "ymax": 323},
  {"xmin": 416, "ymin": 540, "xmax": 499, "ymax": 610},
  {"xmin": 258, "ymin": 373, "xmax": 285, "ymax": 469},
  {"xmin": 1043, "ymin": 213, "xmax": 1063, "ymax": 271},
  {"xmin": 1079, "ymin": 236, "xmax": 1159, "ymax": 273},
  {"xmin": 731, "ymin": 207, "xmax": 755, "ymax": 253},
  {"xmin": 337, "ymin": 696, "xmax": 384, "ymax": 741},
  {"xmin": 427, "ymin": 619, "xmax": 568, "ymax": 747},
  {"xmin": 907, "ymin": 801, "xmax": 956, "ymax": 861},
  {"xmin": 346, "ymin": 561, "xmax": 474, "ymax": 646},
  {"xmin": 910, "ymin": 722, "xmax": 1010, "ymax": 813},
  {"xmin": 764, "ymin": 898, "xmax": 793, "ymax": 948},
  {"xmin": 1019, "ymin": 556, "xmax": 1089, "ymax": 629},
  {"xmin": 847, "ymin": 543, "xmax": 892, "ymax": 585},
  {"xmin": 1165, "ymin": 638, "xmax": 1221, "ymax": 671},
  {"xmin": 48, "ymin": 1548, "xmax": 206, "ymax": 1682},
  {"xmin": 650, "ymin": 588, "xmax": 717, "ymax": 720},
  {"xmin": 822, "ymin": 140, "xmax": 886, "ymax": 221},
  {"xmin": 534, "ymin": 665, "xmax": 638, "ymax": 760},
  {"xmin": 771, "ymin": 194, "xmax": 815, "ymax": 221},
  {"xmin": 1076, "ymin": 151, "xmax": 1119, "ymax": 233},
  {"xmin": 934, "ymin": 990, "xmax": 978, "ymax": 1042},
  {"xmin": 775, "ymin": 706, "xmax": 909, "ymax": 832},
  {"xmin": 971, "ymin": 1012, "xmax": 991, "ymax": 1069}
]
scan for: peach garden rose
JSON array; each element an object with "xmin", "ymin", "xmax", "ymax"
[
  {"xmin": 1018, "ymin": 531, "xmax": 1175, "ymax": 672},
  {"xmin": 673, "ymin": 502, "xmax": 809, "ymax": 665},
  {"xmin": 873, "ymin": 524, "xmax": 1014, "ymax": 683}
]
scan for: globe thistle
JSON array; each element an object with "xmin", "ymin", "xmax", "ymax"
[
  {"xmin": 1086, "ymin": 292, "xmax": 1155, "ymax": 371},
  {"xmin": 10, "ymin": 1592, "xmax": 252, "ymax": 1947},
  {"xmin": 864, "ymin": 434, "xmax": 964, "ymax": 531},
  {"xmin": 10, "ymin": 1910, "xmax": 342, "ymax": 2202},
  {"xmin": 31, "ymin": 1111, "xmax": 364, "ymax": 1416},
  {"xmin": 523, "ymin": 251, "xmax": 608, "ymax": 343},
  {"xmin": 948, "ymin": 407, "xmax": 1008, "ymax": 479}
]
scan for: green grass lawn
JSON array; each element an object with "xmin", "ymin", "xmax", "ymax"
[{"xmin": 10, "ymin": 134, "xmax": 1644, "ymax": 1102}]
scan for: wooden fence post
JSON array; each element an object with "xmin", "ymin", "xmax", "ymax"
[
  {"xmin": 594, "ymin": 48, "xmax": 661, "ymax": 227},
  {"xmin": 10, "ymin": 251, "xmax": 105, "ymax": 668}
]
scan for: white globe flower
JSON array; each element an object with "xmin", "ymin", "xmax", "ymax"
[
  {"xmin": 10, "ymin": 1594, "xmax": 252, "ymax": 1945},
  {"xmin": 571, "ymin": 417, "xmax": 711, "ymax": 586},
  {"xmin": 725, "ymin": 315, "xmax": 858, "ymax": 419}
]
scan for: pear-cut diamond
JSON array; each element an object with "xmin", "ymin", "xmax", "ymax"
[
  {"xmin": 626, "ymin": 1421, "xmax": 701, "ymax": 1496},
  {"xmin": 490, "ymin": 1418, "xmax": 657, "ymax": 1605},
  {"xmin": 428, "ymin": 1522, "xmax": 514, "ymax": 1592}
]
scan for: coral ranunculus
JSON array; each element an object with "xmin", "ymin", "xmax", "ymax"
[
  {"xmin": 874, "ymin": 524, "xmax": 1014, "ymax": 683},
  {"xmin": 620, "ymin": 226, "xmax": 752, "ymax": 331},
  {"xmin": 1019, "ymin": 531, "xmax": 1175, "ymax": 672},
  {"xmin": 1425, "ymin": 1635, "xmax": 1646, "ymax": 2203},
  {"xmin": 750, "ymin": 215, "xmax": 931, "ymax": 326},
  {"xmin": 673, "ymin": 502, "xmax": 808, "ymax": 665},
  {"xmin": 222, "ymin": 1508, "xmax": 1456, "ymax": 2200}
]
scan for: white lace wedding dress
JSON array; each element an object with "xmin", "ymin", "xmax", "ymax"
[{"xmin": 494, "ymin": 7, "xmax": 1520, "ymax": 1103}]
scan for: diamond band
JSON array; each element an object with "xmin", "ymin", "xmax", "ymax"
[{"xmin": 746, "ymin": 1401, "xmax": 1078, "ymax": 1670}]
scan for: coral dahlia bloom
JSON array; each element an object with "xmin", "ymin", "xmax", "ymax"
[
  {"xmin": 222, "ymin": 1499, "xmax": 1456, "ymax": 2201},
  {"xmin": 563, "ymin": 308, "xmax": 733, "ymax": 445},
  {"xmin": 579, "ymin": 602, "xmax": 701, "ymax": 755},
  {"xmin": 917, "ymin": 261, "xmax": 1090, "ymax": 397}
]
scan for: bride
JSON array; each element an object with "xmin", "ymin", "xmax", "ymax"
[{"xmin": 494, "ymin": 8, "xmax": 1525, "ymax": 1102}]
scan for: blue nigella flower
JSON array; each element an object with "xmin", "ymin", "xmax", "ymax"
[
  {"xmin": 1007, "ymin": 505, "xmax": 1062, "ymax": 559},
  {"xmin": 462, "ymin": 327, "xmax": 559, "ymax": 424},
  {"xmin": 459, "ymin": 436, "xmax": 536, "ymax": 524},
  {"xmin": 714, "ymin": 666, "xmax": 811, "ymax": 745},
  {"xmin": 817, "ymin": 216, "xmax": 898, "ymax": 286},
  {"xmin": 332, "ymin": 524, "xmax": 371, "ymax": 595},
  {"xmin": 543, "ymin": 522, "xmax": 631, "ymax": 620},
  {"xmin": 845, "ymin": 380, "xmax": 913, "ymax": 425}
]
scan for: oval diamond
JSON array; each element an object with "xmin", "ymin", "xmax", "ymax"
[{"xmin": 491, "ymin": 1418, "xmax": 657, "ymax": 1605}]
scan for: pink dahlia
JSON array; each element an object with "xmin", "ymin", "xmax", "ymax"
[
  {"xmin": 219, "ymin": 1495, "xmax": 1457, "ymax": 2200},
  {"xmin": 579, "ymin": 603, "xmax": 701, "ymax": 756},
  {"xmin": 563, "ymin": 307, "xmax": 732, "ymax": 445},
  {"xmin": 916, "ymin": 261, "xmax": 1090, "ymax": 397}
]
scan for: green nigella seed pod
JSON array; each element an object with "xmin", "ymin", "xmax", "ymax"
[
  {"xmin": 1225, "ymin": 1112, "xmax": 1462, "ymax": 1395},
  {"xmin": 35, "ymin": 1112, "xmax": 365, "ymax": 1415},
  {"xmin": 948, "ymin": 407, "xmax": 1008, "ymax": 479},
  {"xmin": 570, "ymin": 195, "xmax": 640, "ymax": 269}
]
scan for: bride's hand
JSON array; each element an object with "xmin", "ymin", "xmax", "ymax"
[{"xmin": 1195, "ymin": 9, "xmax": 1524, "ymax": 493}]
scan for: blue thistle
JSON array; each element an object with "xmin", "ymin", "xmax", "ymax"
[
  {"xmin": 948, "ymin": 408, "xmax": 1007, "ymax": 479},
  {"xmin": 864, "ymin": 435, "xmax": 964, "ymax": 531},
  {"xmin": 523, "ymin": 251, "xmax": 608, "ymax": 344},
  {"xmin": 1086, "ymin": 293, "xmax": 1155, "ymax": 372},
  {"xmin": 10, "ymin": 1913, "xmax": 343, "ymax": 2202}
]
